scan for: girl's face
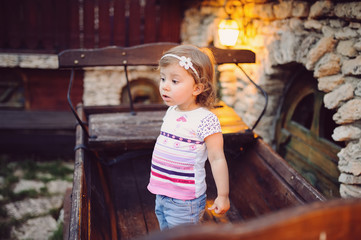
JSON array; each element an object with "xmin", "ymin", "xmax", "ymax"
[{"xmin": 159, "ymin": 62, "xmax": 202, "ymax": 111}]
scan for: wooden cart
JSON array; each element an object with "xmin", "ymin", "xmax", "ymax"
[{"xmin": 58, "ymin": 43, "xmax": 361, "ymax": 240}]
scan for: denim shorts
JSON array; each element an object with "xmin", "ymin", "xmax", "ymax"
[{"xmin": 155, "ymin": 193, "xmax": 206, "ymax": 230}]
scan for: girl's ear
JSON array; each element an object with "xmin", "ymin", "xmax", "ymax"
[{"xmin": 193, "ymin": 83, "xmax": 204, "ymax": 96}]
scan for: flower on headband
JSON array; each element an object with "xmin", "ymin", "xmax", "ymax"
[{"xmin": 179, "ymin": 56, "xmax": 193, "ymax": 70}]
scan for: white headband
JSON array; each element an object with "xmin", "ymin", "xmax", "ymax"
[{"xmin": 161, "ymin": 54, "xmax": 199, "ymax": 78}]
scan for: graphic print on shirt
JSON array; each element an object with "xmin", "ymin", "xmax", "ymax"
[{"xmin": 176, "ymin": 115, "xmax": 187, "ymax": 122}]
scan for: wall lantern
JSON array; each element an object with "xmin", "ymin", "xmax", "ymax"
[
  {"xmin": 218, "ymin": 18, "xmax": 240, "ymax": 47},
  {"xmin": 218, "ymin": 0, "xmax": 240, "ymax": 47}
]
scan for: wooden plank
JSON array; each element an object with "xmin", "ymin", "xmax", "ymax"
[
  {"xmin": 88, "ymin": 110, "xmax": 164, "ymax": 150},
  {"xmin": 113, "ymin": 0, "xmax": 126, "ymax": 46},
  {"xmin": 54, "ymin": 0, "xmax": 70, "ymax": 51},
  {"xmin": 87, "ymin": 102, "xmax": 253, "ymax": 151},
  {"xmin": 107, "ymin": 154, "xmax": 149, "ymax": 239},
  {"xmin": 98, "ymin": 0, "xmax": 112, "ymax": 47},
  {"xmin": 69, "ymin": 0, "xmax": 80, "ymax": 49},
  {"xmin": 83, "ymin": 0, "xmax": 95, "ymax": 48},
  {"xmin": 140, "ymin": 198, "xmax": 361, "ymax": 240},
  {"xmin": 84, "ymin": 103, "xmax": 168, "ymax": 115},
  {"xmin": 283, "ymin": 146, "xmax": 340, "ymax": 198},
  {"xmin": 204, "ymin": 161, "xmax": 244, "ymax": 224},
  {"xmin": 69, "ymin": 105, "xmax": 86, "ymax": 240},
  {"xmin": 0, "ymin": 0, "xmax": 7, "ymax": 48},
  {"xmin": 143, "ymin": 0, "xmax": 157, "ymax": 43},
  {"xmin": 89, "ymin": 157, "xmax": 118, "ymax": 239},
  {"xmin": 158, "ymin": 1, "xmax": 181, "ymax": 42},
  {"xmin": 227, "ymin": 148, "xmax": 304, "ymax": 221},
  {"xmin": 128, "ymin": 0, "xmax": 142, "ymax": 46},
  {"xmin": 287, "ymin": 122, "xmax": 340, "ymax": 163},
  {"xmin": 209, "ymin": 46, "xmax": 256, "ymax": 64},
  {"xmin": 23, "ymin": 1, "xmax": 39, "ymax": 49},
  {"xmin": 255, "ymin": 139, "xmax": 326, "ymax": 202},
  {"xmin": 7, "ymin": 0, "xmax": 22, "ymax": 49},
  {"xmin": 58, "ymin": 43, "xmax": 255, "ymax": 68},
  {"xmin": 41, "ymin": 0, "xmax": 55, "ymax": 50},
  {"xmin": 58, "ymin": 43, "xmax": 178, "ymax": 68},
  {"xmin": 0, "ymin": 110, "xmax": 75, "ymax": 130},
  {"xmin": 25, "ymin": 69, "xmax": 83, "ymax": 111},
  {"xmin": 131, "ymin": 152, "xmax": 160, "ymax": 233}
]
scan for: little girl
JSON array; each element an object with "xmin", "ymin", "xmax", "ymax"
[{"xmin": 147, "ymin": 45, "xmax": 230, "ymax": 230}]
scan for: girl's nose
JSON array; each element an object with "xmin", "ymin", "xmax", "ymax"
[{"xmin": 161, "ymin": 81, "xmax": 170, "ymax": 91}]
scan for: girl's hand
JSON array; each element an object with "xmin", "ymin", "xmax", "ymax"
[{"xmin": 208, "ymin": 195, "xmax": 230, "ymax": 214}]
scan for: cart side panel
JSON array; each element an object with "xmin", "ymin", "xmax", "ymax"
[
  {"xmin": 87, "ymin": 152, "xmax": 118, "ymax": 239},
  {"xmin": 141, "ymin": 198, "xmax": 361, "ymax": 240},
  {"xmin": 68, "ymin": 105, "xmax": 88, "ymax": 240},
  {"xmin": 68, "ymin": 104, "xmax": 117, "ymax": 239}
]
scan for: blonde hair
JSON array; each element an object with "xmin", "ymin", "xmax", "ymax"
[{"xmin": 159, "ymin": 45, "xmax": 217, "ymax": 109}]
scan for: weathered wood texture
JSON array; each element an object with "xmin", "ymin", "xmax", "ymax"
[
  {"xmin": 0, "ymin": 110, "xmax": 76, "ymax": 155},
  {"xmin": 87, "ymin": 102, "xmax": 251, "ymax": 151},
  {"xmin": 141, "ymin": 198, "xmax": 361, "ymax": 240},
  {"xmin": 69, "ymin": 135, "xmax": 327, "ymax": 239},
  {"xmin": 0, "ymin": 110, "xmax": 75, "ymax": 130},
  {"xmin": 67, "ymin": 104, "xmax": 327, "ymax": 239},
  {"xmin": 68, "ymin": 105, "xmax": 86, "ymax": 240},
  {"xmin": 58, "ymin": 43, "xmax": 256, "ymax": 68},
  {"xmin": 1, "ymin": 0, "xmax": 184, "ymax": 53}
]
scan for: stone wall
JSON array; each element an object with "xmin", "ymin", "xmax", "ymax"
[
  {"xmin": 181, "ymin": 0, "xmax": 361, "ymax": 198},
  {"xmin": 82, "ymin": 66, "xmax": 160, "ymax": 106}
]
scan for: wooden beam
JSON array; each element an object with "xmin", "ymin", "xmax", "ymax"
[{"xmin": 58, "ymin": 42, "xmax": 256, "ymax": 68}]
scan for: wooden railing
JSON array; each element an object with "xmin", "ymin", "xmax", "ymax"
[{"xmin": 0, "ymin": 0, "xmax": 183, "ymax": 53}]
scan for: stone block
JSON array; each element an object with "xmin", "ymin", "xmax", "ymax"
[
  {"xmin": 314, "ymin": 53, "xmax": 341, "ymax": 78},
  {"xmin": 355, "ymin": 81, "xmax": 361, "ymax": 97},
  {"xmin": 292, "ymin": 1, "xmax": 309, "ymax": 18},
  {"xmin": 333, "ymin": 99, "xmax": 361, "ymax": 124},
  {"xmin": 339, "ymin": 173, "xmax": 361, "ymax": 184},
  {"xmin": 340, "ymin": 184, "xmax": 361, "ymax": 198},
  {"xmin": 296, "ymin": 34, "xmax": 321, "ymax": 65},
  {"xmin": 324, "ymin": 83, "xmax": 354, "ymax": 109},
  {"xmin": 333, "ymin": 125, "xmax": 361, "ymax": 142},
  {"xmin": 5, "ymin": 196, "xmax": 63, "ymax": 220},
  {"xmin": 335, "ymin": 2, "xmax": 361, "ymax": 21},
  {"xmin": 304, "ymin": 20, "xmax": 323, "ymax": 30},
  {"xmin": 13, "ymin": 180, "xmax": 45, "ymax": 194},
  {"xmin": 11, "ymin": 215, "xmax": 58, "ymax": 240},
  {"xmin": 336, "ymin": 40, "xmax": 357, "ymax": 57},
  {"xmin": 273, "ymin": 1, "xmax": 292, "ymax": 19},
  {"xmin": 335, "ymin": 27, "xmax": 358, "ymax": 40},
  {"xmin": 305, "ymin": 36, "xmax": 337, "ymax": 70},
  {"xmin": 342, "ymin": 56, "xmax": 361, "ymax": 76},
  {"xmin": 309, "ymin": 0, "xmax": 334, "ymax": 19},
  {"xmin": 321, "ymin": 25, "xmax": 337, "ymax": 38},
  {"xmin": 355, "ymin": 41, "xmax": 361, "ymax": 51},
  {"xmin": 339, "ymin": 158, "xmax": 361, "ymax": 176},
  {"xmin": 317, "ymin": 74, "xmax": 345, "ymax": 92},
  {"xmin": 46, "ymin": 180, "xmax": 73, "ymax": 195}
]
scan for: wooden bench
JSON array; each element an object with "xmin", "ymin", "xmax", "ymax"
[{"xmin": 0, "ymin": 110, "xmax": 76, "ymax": 155}]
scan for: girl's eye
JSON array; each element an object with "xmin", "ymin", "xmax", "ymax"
[
  {"xmin": 160, "ymin": 77, "xmax": 165, "ymax": 82},
  {"xmin": 172, "ymin": 79, "xmax": 178, "ymax": 84}
]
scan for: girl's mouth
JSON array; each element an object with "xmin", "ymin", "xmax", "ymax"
[{"xmin": 162, "ymin": 94, "xmax": 170, "ymax": 100}]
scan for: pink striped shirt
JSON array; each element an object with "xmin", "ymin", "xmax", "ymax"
[{"xmin": 147, "ymin": 106, "xmax": 221, "ymax": 200}]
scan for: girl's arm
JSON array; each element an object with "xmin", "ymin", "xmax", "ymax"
[{"xmin": 205, "ymin": 132, "xmax": 230, "ymax": 214}]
